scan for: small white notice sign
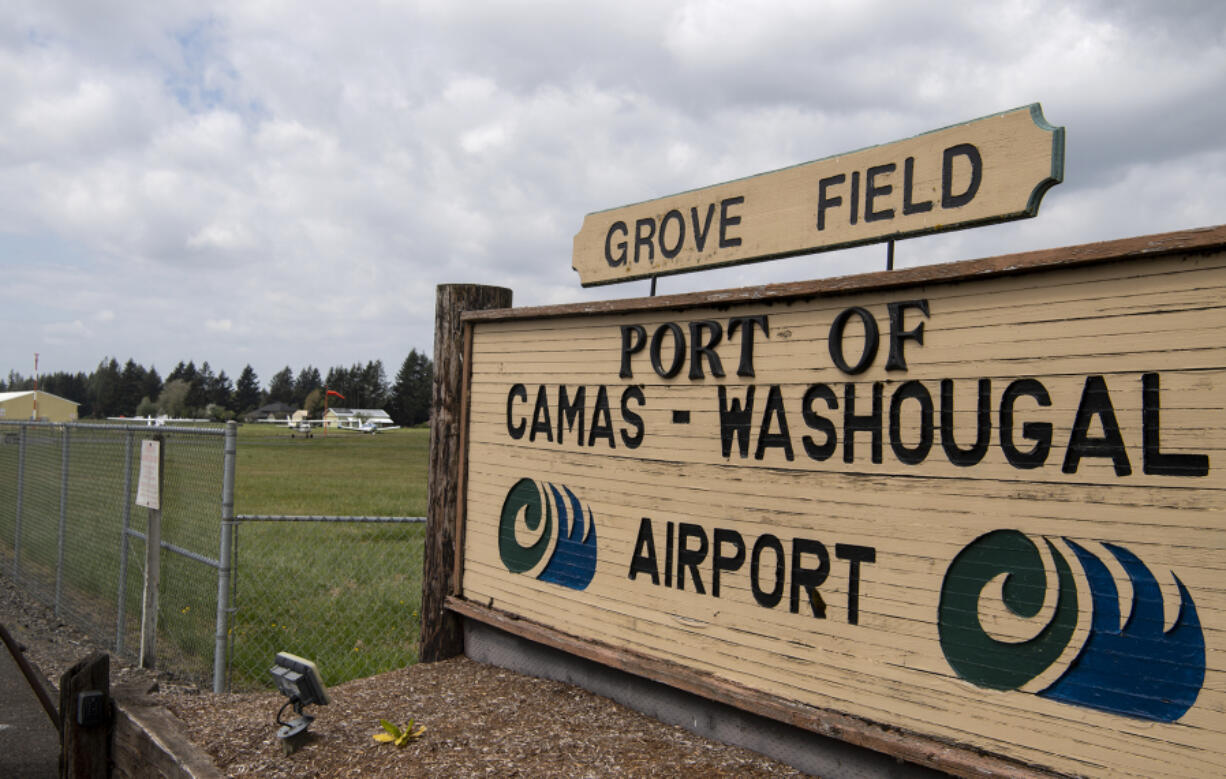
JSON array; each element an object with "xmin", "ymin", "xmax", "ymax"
[{"xmin": 136, "ymin": 439, "xmax": 160, "ymax": 509}]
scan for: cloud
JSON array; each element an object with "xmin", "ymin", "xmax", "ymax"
[
  {"xmin": 43, "ymin": 319, "xmax": 93, "ymax": 345},
  {"xmin": 1, "ymin": 0, "xmax": 1224, "ymax": 384}
]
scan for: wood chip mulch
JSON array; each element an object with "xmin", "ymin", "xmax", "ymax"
[
  {"xmin": 162, "ymin": 657, "xmax": 807, "ymax": 778},
  {"xmin": 2, "ymin": 573, "xmax": 807, "ymax": 777}
]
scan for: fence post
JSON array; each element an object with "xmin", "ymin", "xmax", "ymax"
[
  {"xmin": 139, "ymin": 434, "xmax": 164, "ymax": 668},
  {"xmin": 55, "ymin": 425, "xmax": 70, "ymax": 618},
  {"xmin": 13, "ymin": 424, "xmax": 26, "ymax": 580},
  {"xmin": 115, "ymin": 430, "xmax": 135, "ymax": 654},
  {"xmin": 213, "ymin": 420, "xmax": 237, "ymax": 693},
  {"xmin": 420, "ymin": 284, "xmax": 512, "ymax": 662}
]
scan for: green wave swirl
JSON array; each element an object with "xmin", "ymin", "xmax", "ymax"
[
  {"xmin": 938, "ymin": 529, "xmax": 1078, "ymax": 690},
  {"xmin": 498, "ymin": 478, "xmax": 553, "ymax": 573}
]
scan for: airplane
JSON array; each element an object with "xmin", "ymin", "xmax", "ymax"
[
  {"xmin": 257, "ymin": 417, "xmax": 325, "ymax": 437},
  {"xmin": 288, "ymin": 419, "xmax": 325, "ymax": 438},
  {"xmin": 106, "ymin": 414, "xmax": 211, "ymax": 426},
  {"xmin": 336, "ymin": 420, "xmax": 400, "ymax": 434}
]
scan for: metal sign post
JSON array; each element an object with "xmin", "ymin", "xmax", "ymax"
[{"xmin": 137, "ymin": 436, "xmax": 163, "ymax": 669}]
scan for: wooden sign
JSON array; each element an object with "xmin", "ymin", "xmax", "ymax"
[
  {"xmin": 573, "ymin": 104, "xmax": 1063, "ymax": 286},
  {"xmin": 457, "ymin": 226, "xmax": 1226, "ymax": 777}
]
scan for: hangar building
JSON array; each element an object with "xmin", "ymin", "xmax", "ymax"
[{"xmin": 0, "ymin": 390, "xmax": 80, "ymax": 422}]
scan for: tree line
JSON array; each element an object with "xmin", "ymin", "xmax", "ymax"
[{"xmin": 0, "ymin": 349, "xmax": 433, "ymax": 426}]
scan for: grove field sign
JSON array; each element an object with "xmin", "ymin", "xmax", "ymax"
[
  {"xmin": 456, "ymin": 226, "xmax": 1226, "ymax": 777},
  {"xmin": 573, "ymin": 104, "xmax": 1064, "ymax": 286}
]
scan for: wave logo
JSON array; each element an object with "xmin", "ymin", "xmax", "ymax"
[
  {"xmin": 498, "ymin": 478, "xmax": 597, "ymax": 591},
  {"xmin": 938, "ymin": 529, "xmax": 1205, "ymax": 722}
]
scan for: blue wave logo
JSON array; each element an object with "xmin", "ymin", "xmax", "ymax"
[
  {"xmin": 498, "ymin": 478, "xmax": 597, "ymax": 590},
  {"xmin": 938, "ymin": 530, "xmax": 1205, "ymax": 722}
]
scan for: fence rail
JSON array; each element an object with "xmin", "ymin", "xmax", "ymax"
[{"xmin": 235, "ymin": 514, "xmax": 425, "ymax": 523}]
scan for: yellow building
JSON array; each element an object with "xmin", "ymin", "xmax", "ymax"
[{"xmin": 0, "ymin": 390, "xmax": 80, "ymax": 422}]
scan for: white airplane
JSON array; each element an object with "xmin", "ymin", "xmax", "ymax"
[
  {"xmin": 337, "ymin": 420, "xmax": 400, "ymax": 434},
  {"xmin": 288, "ymin": 419, "xmax": 324, "ymax": 437},
  {"xmin": 287, "ymin": 418, "xmax": 325, "ymax": 437},
  {"xmin": 258, "ymin": 417, "xmax": 324, "ymax": 437},
  {"xmin": 107, "ymin": 414, "xmax": 210, "ymax": 426}
]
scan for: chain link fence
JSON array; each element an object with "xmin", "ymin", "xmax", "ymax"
[
  {"xmin": 226, "ymin": 515, "xmax": 425, "ymax": 690},
  {"xmin": 1, "ymin": 420, "xmax": 426, "ymax": 693},
  {"xmin": 0, "ymin": 420, "xmax": 228, "ymax": 688}
]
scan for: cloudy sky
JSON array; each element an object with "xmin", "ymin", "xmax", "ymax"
[{"xmin": 3, "ymin": 1, "xmax": 1225, "ymax": 387}]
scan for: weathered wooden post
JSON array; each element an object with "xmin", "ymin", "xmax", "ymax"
[
  {"xmin": 59, "ymin": 652, "xmax": 109, "ymax": 778},
  {"xmin": 420, "ymin": 284, "xmax": 512, "ymax": 662}
]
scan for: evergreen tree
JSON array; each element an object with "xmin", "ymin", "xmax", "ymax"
[
  {"xmin": 167, "ymin": 361, "xmax": 196, "ymax": 385},
  {"xmin": 267, "ymin": 366, "xmax": 295, "ymax": 404},
  {"xmin": 209, "ymin": 369, "xmax": 235, "ymax": 409},
  {"xmin": 293, "ymin": 366, "xmax": 322, "ymax": 407},
  {"xmin": 89, "ymin": 358, "xmax": 123, "ymax": 418},
  {"xmin": 234, "ymin": 365, "xmax": 262, "ymax": 413},
  {"xmin": 348, "ymin": 362, "xmax": 366, "ymax": 406},
  {"xmin": 142, "ymin": 367, "xmax": 163, "ymax": 407},
  {"xmin": 119, "ymin": 359, "xmax": 147, "ymax": 415},
  {"xmin": 324, "ymin": 365, "xmax": 354, "ymax": 406},
  {"xmin": 360, "ymin": 360, "xmax": 388, "ymax": 408},
  {"xmin": 193, "ymin": 362, "xmax": 215, "ymax": 412},
  {"xmin": 391, "ymin": 349, "xmax": 432, "ymax": 426}
]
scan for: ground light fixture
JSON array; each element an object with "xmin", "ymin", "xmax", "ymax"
[{"xmin": 270, "ymin": 651, "xmax": 329, "ymax": 754}]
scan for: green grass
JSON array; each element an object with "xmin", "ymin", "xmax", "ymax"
[
  {"xmin": 235, "ymin": 423, "xmax": 428, "ymax": 516},
  {"xmin": 228, "ymin": 424, "xmax": 430, "ymax": 689}
]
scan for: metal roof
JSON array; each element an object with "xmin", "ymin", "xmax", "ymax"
[{"xmin": 0, "ymin": 390, "xmax": 79, "ymax": 405}]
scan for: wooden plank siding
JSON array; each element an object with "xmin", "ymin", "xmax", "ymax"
[{"xmin": 455, "ymin": 225, "xmax": 1226, "ymax": 777}]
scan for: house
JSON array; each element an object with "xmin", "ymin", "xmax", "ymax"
[
  {"xmin": 0, "ymin": 390, "xmax": 80, "ymax": 422},
  {"xmin": 322, "ymin": 407, "xmax": 395, "ymax": 430},
  {"xmin": 246, "ymin": 401, "xmax": 297, "ymax": 422}
]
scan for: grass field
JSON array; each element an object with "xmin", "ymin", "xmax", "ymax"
[
  {"xmin": 235, "ymin": 423, "xmax": 429, "ymax": 516},
  {"xmin": 228, "ymin": 423, "xmax": 430, "ymax": 689}
]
